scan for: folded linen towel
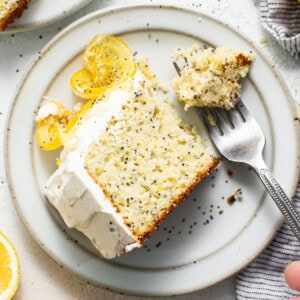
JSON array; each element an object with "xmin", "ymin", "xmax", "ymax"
[
  {"xmin": 236, "ymin": 182, "xmax": 300, "ymax": 299},
  {"xmin": 260, "ymin": 0, "xmax": 300, "ymax": 59}
]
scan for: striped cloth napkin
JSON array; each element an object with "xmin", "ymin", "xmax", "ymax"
[
  {"xmin": 236, "ymin": 1, "xmax": 300, "ymax": 298},
  {"xmin": 259, "ymin": 0, "xmax": 300, "ymax": 59},
  {"xmin": 236, "ymin": 187, "xmax": 300, "ymax": 299}
]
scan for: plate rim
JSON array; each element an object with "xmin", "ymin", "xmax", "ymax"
[
  {"xmin": 0, "ymin": 0, "xmax": 93, "ymax": 34},
  {"xmin": 5, "ymin": 3, "xmax": 300, "ymax": 296}
]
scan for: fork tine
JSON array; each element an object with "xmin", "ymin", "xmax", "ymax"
[
  {"xmin": 173, "ymin": 61, "xmax": 181, "ymax": 76},
  {"xmin": 173, "ymin": 59, "xmax": 188, "ymax": 76},
  {"xmin": 227, "ymin": 103, "xmax": 245, "ymax": 127},
  {"xmin": 211, "ymin": 108, "xmax": 233, "ymax": 135},
  {"xmin": 236, "ymin": 99, "xmax": 251, "ymax": 121},
  {"xmin": 198, "ymin": 108, "xmax": 222, "ymax": 138}
]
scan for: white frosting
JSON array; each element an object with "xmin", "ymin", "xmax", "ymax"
[
  {"xmin": 36, "ymin": 101, "xmax": 60, "ymax": 120},
  {"xmin": 44, "ymin": 74, "xmax": 145, "ymax": 259}
]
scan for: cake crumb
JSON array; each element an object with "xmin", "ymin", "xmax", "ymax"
[
  {"xmin": 227, "ymin": 194, "xmax": 236, "ymax": 204},
  {"xmin": 259, "ymin": 36, "xmax": 268, "ymax": 44},
  {"xmin": 235, "ymin": 188, "xmax": 243, "ymax": 200},
  {"xmin": 227, "ymin": 188, "xmax": 243, "ymax": 204},
  {"xmin": 227, "ymin": 169, "xmax": 234, "ymax": 176},
  {"xmin": 172, "ymin": 45, "xmax": 253, "ymax": 110}
]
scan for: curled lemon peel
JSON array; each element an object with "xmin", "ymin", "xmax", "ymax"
[{"xmin": 70, "ymin": 34, "xmax": 136, "ymax": 99}]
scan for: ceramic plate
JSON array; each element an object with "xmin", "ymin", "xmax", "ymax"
[
  {"xmin": 5, "ymin": 4, "xmax": 300, "ymax": 296},
  {"xmin": 1, "ymin": 0, "xmax": 92, "ymax": 33}
]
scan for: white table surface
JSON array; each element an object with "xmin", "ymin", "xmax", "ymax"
[{"xmin": 1, "ymin": 0, "xmax": 299, "ymax": 299}]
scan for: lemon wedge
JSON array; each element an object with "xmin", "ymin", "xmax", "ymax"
[
  {"xmin": 70, "ymin": 34, "xmax": 136, "ymax": 99},
  {"xmin": 0, "ymin": 231, "xmax": 20, "ymax": 300}
]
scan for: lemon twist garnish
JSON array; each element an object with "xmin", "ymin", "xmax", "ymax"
[
  {"xmin": 70, "ymin": 34, "xmax": 136, "ymax": 99},
  {"xmin": 0, "ymin": 231, "xmax": 20, "ymax": 300}
]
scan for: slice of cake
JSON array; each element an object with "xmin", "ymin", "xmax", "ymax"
[
  {"xmin": 40, "ymin": 70, "xmax": 218, "ymax": 259},
  {"xmin": 37, "ymin": 35, "xmax": 219, "ymax": 258},
  {"xmin": 84, "ymin": 80, "xmax": 219, "ymax": 245},
  {"xmin": 0, "ymin": 0, "xmax": 30, "ymax": 31},
  {"xmin": 172, "ymin": 45, "xmax": 253, "ymax": 110}
]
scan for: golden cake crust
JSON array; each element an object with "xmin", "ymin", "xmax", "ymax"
[
  {"xmin": 0, "ymin": 0, "xmax": 30, "ymax": 31},
  {"xmin": 134, "ymin": 156, "xmax": 219, "ymax": 242}
]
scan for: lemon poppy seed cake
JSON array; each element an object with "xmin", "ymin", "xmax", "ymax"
[
  {"xmin": 43, "ymin": 75, "xmax": 218, "ymax": 258},
  {"xmin": 37, "ymin": 34, "xmax": 218, "ymax": 258},
  {"xmin": 172, "ymin": 45, "xmax": 253, "ymax": 110},
  {"xmin": 84, "ymin": 84, "xmax": 218, "ymax": 243}
]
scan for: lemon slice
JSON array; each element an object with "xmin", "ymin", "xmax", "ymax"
[
  {"xmin": 83, "ymin": 34, "xmax": 135, "ymax": 75},
  {"xmin": 0, "ymin": 231, "xmax": 20, "ymax": 300},
  {"xmin": 37, "ymin": 116, "xmax": 63, "ymax": 151},
  {"xmin": 63, "ymin": 98, "xmax": 94, "ymax": 133},
  {"xmin": 70, "ymin": 34, "xmax": 136, "ymax": 99},
  {"xmin": 36, "ymin": 99, "xmax": 95, "ymax": 151},
  {"xmin": 70, "ymin": 69, "xmax": 107, "ymax": 100},
  {"xmin": 36, "ymin": 100, "xmax": 71, "ymax": 151}
]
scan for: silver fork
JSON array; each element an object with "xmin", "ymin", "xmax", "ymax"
[{"xmin": 199, "ymin": 100, "xmax": 300, "ymax": 240}]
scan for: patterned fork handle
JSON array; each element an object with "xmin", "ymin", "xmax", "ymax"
[{"xmin": 255, "ymin": 167, "xmax": 300, "ymax": 240}]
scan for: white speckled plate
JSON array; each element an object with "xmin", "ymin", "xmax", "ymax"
[
  {"xmin": 1, "ymin": 0, "xmax": 92, "ymax": 33},
  {"xmin": 5, "ymin": 4, "xmax": 300, "ymax": 296}
]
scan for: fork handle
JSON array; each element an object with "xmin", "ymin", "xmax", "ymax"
[{"xmin": 256, "ymin": 167, "xmax": 300, "ymax": 240}]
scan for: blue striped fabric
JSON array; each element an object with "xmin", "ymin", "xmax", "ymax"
[
  {"xmin": 260, "ymin": 0, "xmax": 300, "ymax": 59},
  {"xmin": 236, "ymin": 182, "xmax": 300, "ymax": 299}
]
